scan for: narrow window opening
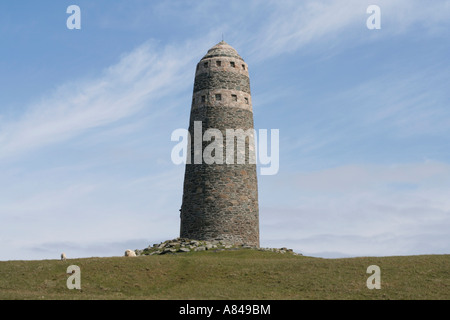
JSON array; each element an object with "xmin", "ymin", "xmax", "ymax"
[
  {"xmin": 204, "ymin": 62, "xmax": 208, "ymax": 68},
  {"xmin": 244, "ymin": 97, "xmax": 249, "ymax": 104},
  {"xmin": 232, "ymin": 94, "xmax": 237, "ymax": 102},
  {"xmin": 242, "ymin": 64, "xmax": 246, "ymax": 70},
  {"xmin": 201, "ymin": 95, "xmax": 206, "ymax": 103},
  {"xmin": 230, "ymin": 61, "xmax": 235, "ymax": 68},
  {"xmin": 216, "ymin": 61, "xmax": 221, "ymax": 67},
  {"xmin": 215, "ymin": 94, "xmax": 222, "ymax": 101}
]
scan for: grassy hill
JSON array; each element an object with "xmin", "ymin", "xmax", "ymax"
[{"xmin": 0, "ymin": 249, "xmax": 448, "ymax": 300}]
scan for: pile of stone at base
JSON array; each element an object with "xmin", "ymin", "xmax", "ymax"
[{"xmin": 134, "ymin": 238, "xmax": 302, "ymax": 256}]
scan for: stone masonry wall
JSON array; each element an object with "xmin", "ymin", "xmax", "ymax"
[{"xmin": 180, "ymin": 42, "xmax": 260, "ymax": 247}]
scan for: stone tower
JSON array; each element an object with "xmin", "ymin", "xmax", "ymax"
[{"xmin": 180, "ymin": 41, "xmax": 260, "ymax": 247}]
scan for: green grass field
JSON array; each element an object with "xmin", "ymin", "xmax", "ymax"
[{"xmin": 0, "ymin": 250, "xmax": 448, "ymax": 300}]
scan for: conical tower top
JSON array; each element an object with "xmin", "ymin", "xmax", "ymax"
[{"xmin": 201, "ymin": 41, "xmax": 244, "ymax": 61}]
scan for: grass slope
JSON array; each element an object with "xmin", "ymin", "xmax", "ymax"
[{"xmin": 0, "ymin": 250, "xmax": 448, "ymax": 300}]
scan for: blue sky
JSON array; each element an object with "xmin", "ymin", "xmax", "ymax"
[{"xmin": 1, "ymin": 0, "xmax": 449, "ymax": 260}]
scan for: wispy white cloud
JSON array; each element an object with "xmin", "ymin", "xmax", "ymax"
[
  {"xmin": 0, "ymin": 25, "xmax": 221, "ymax": 260},
  {"xmin": 0, "ymin": 165, "xmax": 184, "ymax": 260},
  {"xmin": 2, "ymin": 1, "xmax": 447, "ymax": 165},
  {"xmin": 288, "ymin": 161, "xmax": 450, "ymax": 192},
  {"xmin": 339, "ymin": 67, "xmax": 450, "ymax": 138},
  {"xmin": 278, "ymin": 61, "xmax": 450, "ymax": 170},
  {"xmin": 0, "ymin": 41, "xmax": 200, "ymax": 161},
  {"xmin": 241, "ymin": 0, "xmax": 450, "ymax": 61},
  {"xmin": 259, "ymin": 161, "xmax": 450, "ymax": 257}
]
